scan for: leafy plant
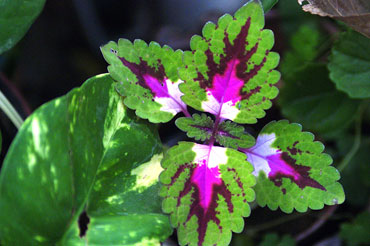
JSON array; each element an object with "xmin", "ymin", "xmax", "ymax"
[
  {"xmin": 0, "ymin": 0, "xmax": 369, "ymax": 245},
  {"xmin": 100, "ymin": 1, "xmax": 344, "ymax": 245}
]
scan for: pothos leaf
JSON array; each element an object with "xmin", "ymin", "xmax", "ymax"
[
  {"xmin": 217, "ymin": 120, "xmax": 255, "ymax": 149},
  {"xmin": 175, "ymin": 114, "xmax": 214, "ymax": 141},
  {"xmin": 179, "ymin": 0, "xmax": 280, "ymax": 124},
  {"xmin": 160, "ymin": 142, "xmax": 255, "ymax": 246},
  {"xmin": 101, "ymin": 39, "xmax": 188, "ymax": 123},
  {"xmin": 240, "ymin": 120, "xmax": 345, "ymax": 213}
]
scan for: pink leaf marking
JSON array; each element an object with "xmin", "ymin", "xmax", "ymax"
[
  {"xmin": 196, "ymin": 18, "xmax": 265, "ymax": 120},
  {"xmin": 119, "ymin": 57, "xmax": 187, "ymax": 115},
  {"xmin": 242, "ymin": 133, "xmax": 325, "ymax": 194},
  {"xmin": 170, "ymin": 144, "xmax": 233, "ymax": 246}
]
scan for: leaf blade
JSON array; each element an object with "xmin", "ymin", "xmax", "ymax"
[
  {"xmin": 160, "ymin": 142, "xmax": 255, "ymax": 246},
  {"xmin": 101, "ymin": 40, "xmax": 188, "ymax": 123},
  {"xmin": 240, "ymin": 120, "xmax": 345, "ymax": 213},
  {"xmin": 0, "ymin": 0, "xmax": 46, "ymax": 54},
  {"xmin": 0, "ymin": 74, "xmax": 171, "ymax": 245},
  {"xmin": 179, "ymin": 1, "xmax": 280, "ymax": 123},
  {"xmin": 328, "ymin": 30, "xmax": 370, "ymax": 99}
]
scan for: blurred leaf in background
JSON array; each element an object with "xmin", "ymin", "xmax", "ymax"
[
  {"xmin": 280, "ymin": 25, "xmax": 321, "ymax": 76},
  {"xmin": 328, "ymin": 30, "xmax": 370, "ymax": 99},
  {"xmin": 278, "ymin": 64, "xmax": 360, "ymax": 139},
  {"xmin": 261, "ymin": 0, "xmax": 278, "ymax": 13},
  {"xmin": 340, "ymin": 211, "xmax": 370, "ymax": 246},
  {"xmin": 259, "ymin": 233, "xmax": 296, "ymax": 246},
  {"xmin": 0, "ymin": 0, "xmax": 46, "ymax": 54}
]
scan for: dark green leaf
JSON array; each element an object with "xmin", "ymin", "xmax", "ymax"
[
  {"xmin": 279, "ymin": 64, "xmax": 361, "ymax": 139},
  {"xmin": 340, "ymin": 211, "xmax": 370, "ymax": 246},
  {"xmin": 278, "ymin": 1, "xmax": 319, "ymax": 38},
  {"xmin": 175, "ymin": 113, "xmax": 214, "ymax": 141},
  {"xmin": 261, "ymin": 0, "xmax": 278, "ymax": 13},
  {"xmin": 0, "ymin": 0, "xmax": 46, "ymax": 54},
  {"xmin": 280, "ymin": 25, "xmax": 321, "ymax": 77},
  {"xmin": 259, "ymin": 233, "xmax": 296, "ymax": 246},
  {"xmin": 0, "ymin": 74, "xmax": 171, "ymax": 245},
  {"xmin": 328, "ymin": 30, "xmax": 370, "ymax": 98},
  {"xmin": 217, "ymin": 120, "xmax": 255, "ymax": 149}
]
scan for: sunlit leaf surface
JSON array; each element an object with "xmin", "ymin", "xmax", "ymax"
[{"xmin": 0, "ymin": 74, "xmax": 171, "ymax": 245}]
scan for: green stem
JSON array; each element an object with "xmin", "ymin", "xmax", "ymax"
[
  {"xmin": 337, "ymin": 100, "xmax": 369, "ymax": 172},
  {"xmin": 0, "ymin": 90, "xmax": 24, "ymax": 129}
]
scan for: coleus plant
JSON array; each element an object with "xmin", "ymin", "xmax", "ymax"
[{"xmin": 101, "ymin": 1, "xmax": 345, "ymax": 245}]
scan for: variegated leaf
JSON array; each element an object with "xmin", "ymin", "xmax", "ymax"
[
  {"xmin": 160, "ymin": 142, "xmax": 255, "ymax": 246},
  {"xmin": 101, "ymin": 39, "xmax": 188, "ymax": 123},
  {"xmin": 179, "ymin": 0, "xmax": 280, "ymax": 124},
  {"xmin": 240, "ymin": 120, "xmax": 345, "ymax": 213}
]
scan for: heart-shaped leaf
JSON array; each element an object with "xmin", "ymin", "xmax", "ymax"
[
  {"xmin": 328, "ymin": 30, "xmax": 370, "ymax": 99},
  {"xmin": 0, "ymin": 74, "xmax": 172, "ymax": 245}
]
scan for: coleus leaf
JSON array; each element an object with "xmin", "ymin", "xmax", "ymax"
[
  {"xmin": 240, "ymin": 120, "xmax": 345, "ymax": 213},
  {"xmin": 101, "ymin": 39, "xmax": 189, "ymax": 123},
  {"xmin": 160, "ymin": 142, "xmax": 255, "ymax": 246},
  {"xmin": 217, "ymin": 120, "xmax": 255, "ymax": 149},
  {"xmin": 179, "ymin": 0, "xmax": 280, "ymax": 124},
  {"xmin": 176, "ymin": 114, "xmax": 214, "ymax": 141},
  {"xmin": 176, "ymin": 114, "xmax": 255, "ymax": 149}
]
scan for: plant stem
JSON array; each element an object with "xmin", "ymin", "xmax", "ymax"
[
  {"xmin": 246, "ymin": 212, "xmax": 309, "ymax": 235},
  {"xmin": 295, "ymin": 205, "xmax": 337, "ymax": 242},
  {"xmin": 182, "ymin": 107, "xmax": 191, "ymax": 118},
  {"xmin": 0, "ymin": 90, "xmax": 24, "ymax": 129},
  {"xmin": 337, "ymin": 100, "xmax": 368, "ymax": 172}
]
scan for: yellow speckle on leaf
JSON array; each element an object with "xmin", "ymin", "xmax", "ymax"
[{"xmin": 131, "ymin": 153, "xmax": 163, "ymax": 192}]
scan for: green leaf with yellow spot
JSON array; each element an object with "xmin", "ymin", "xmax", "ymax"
[{"xmin": 0, "ymin": 74, "xmax": 171, "ymax": 245}]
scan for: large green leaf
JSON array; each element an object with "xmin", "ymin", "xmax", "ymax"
[
  {"xmin": 328, "ymin": 30, "xmax": 370, "ymax": 98},
  {"xmin": 279, "ymin": 64, "xmax": 360, "ymax": 139},
  {"xmin": 0, "ymin": 74, "xmax": 171, "ymax": 245},
  {"xmin": 0, "ymin": 0, "xmax": 46, "ymax": 54}
]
